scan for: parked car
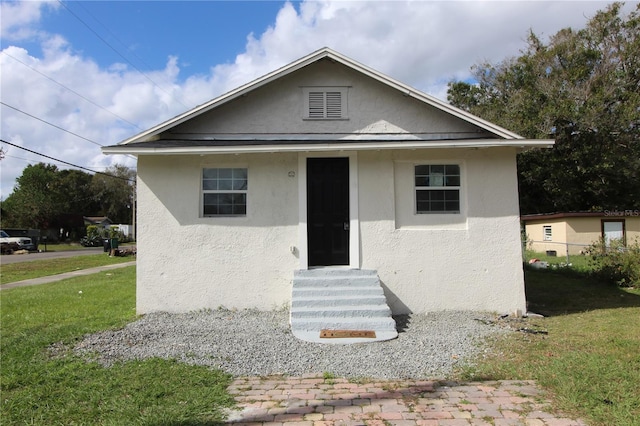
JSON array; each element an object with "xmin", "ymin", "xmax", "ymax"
[{"xmin": 0, "ymin": 230, "xmax": 35, "ymax": 253}]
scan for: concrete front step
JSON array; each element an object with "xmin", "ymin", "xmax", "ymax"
[
  {"xmin": 293, "ymin": 287, "xmax": 384, "ymax": 298},
  {"xmin": 291, "ymin": 317, "xmax": 397, "ymax": 331},
  {"xmin": 290, "ymin": 268, "xmax": 398, "ymax": 344},
  {"xmin": 291, "ymin": 295, "xmax": 387, "ymax": 308},
  {"xmin": 291, "ymin": 305, "xmax": 391, "ymax": 318}
]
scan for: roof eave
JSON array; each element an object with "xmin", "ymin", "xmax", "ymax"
[{"xmin": 103, "ymin": 139, "xmax": 554, "ymax": 156}]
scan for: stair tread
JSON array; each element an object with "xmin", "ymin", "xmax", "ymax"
[{"xmin": 290, "ymin": 269, "xmax": 397, "ymax": 343}]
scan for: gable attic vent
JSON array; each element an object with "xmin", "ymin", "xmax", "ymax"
[{"xmin": 303, "ymin": 87, "xmax": 348, "ymax": 120}]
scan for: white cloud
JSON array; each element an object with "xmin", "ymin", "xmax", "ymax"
[
  {"xmin": 0, "ymin": 0, "xmax": 627, "ymax": 199},
  {"xmin": 0, "ymin": 0, "xmax": 59, "ymax": 41}
]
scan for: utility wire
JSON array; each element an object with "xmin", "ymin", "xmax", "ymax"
[
  {"xmin": 1, "ymin": 51, "xmax": 143, "ymax": 130},
  {"xmin": 73, "ymin": 1, "xmax": 198, "ymax": 107},
  {"xmin": 0, "ymin": 139, "xmax": 134, "ymax": 183},
  {"xmin": 57, "ymin": 0, "xmax": 190, "ymax": 110},
  {"xmin": 1, "ymin": 101, "xmax": 104, "ymax": 147}
]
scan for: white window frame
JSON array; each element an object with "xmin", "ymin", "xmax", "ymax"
[
  {"xmin": 414, "ymin": 164, "xmax": 461, "ymax": 214},
  {"xmin": 201, "ymin": 167, "xmax": 248, "ymax": 217},
  {"xmin": 543, "ymin": 225, "xmax": 552, "ymax": 241},
  {"xmin": 302, "ymin": 87, "xmax": 349, "ymax": 120}
]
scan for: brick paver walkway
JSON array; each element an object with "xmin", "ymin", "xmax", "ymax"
[{"xmin": 225, "ymin": 375, "xmax": 586, "ymax": 425}]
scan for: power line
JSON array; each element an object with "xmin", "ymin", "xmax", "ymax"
[
  {"xmin": 0, "ymin": 139, "xmax": 134, "ymax": 183},
  {"xmin": 73, "ymin": 1, "xmax": 198, "ymax": 107},
  {"xmin": 1, "ymin": 51, "xmax": 143, "ymax": 130},
  {"xmin": 1, "ymin": 101, "xmax": 104, "ymax": 147},
  {"xmin": 57, "ymin": 0, "xmax": 190, "ymax": 110}
]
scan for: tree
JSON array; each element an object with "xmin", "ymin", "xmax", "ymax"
[
  {"xmin": 1, "ymin": 163, "xmax": 134, "ymax": 237},
  {"xmin": 1, "ymin": 163, "xmax": 60, "ymax": 229},
  {"xmin": 447, "ymin": 3, "xmax": 640, "ymax": 214},
  {"xmin": 90, "ymin": 164, "xmax": 136, "ymax": 224}
]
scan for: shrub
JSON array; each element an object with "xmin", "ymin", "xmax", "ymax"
[{"xmin": 586, "ymin": 238, "xmax": 640, "ymax": 287}]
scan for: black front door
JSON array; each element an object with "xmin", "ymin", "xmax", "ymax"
[{"xmin": 307, "ymin": 157, "xmax": 350, "ymax": 266}]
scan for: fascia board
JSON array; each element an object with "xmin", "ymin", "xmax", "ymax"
[{"xmin": 103, "ymin": 139, "xmax": 554, "ymax": 155}]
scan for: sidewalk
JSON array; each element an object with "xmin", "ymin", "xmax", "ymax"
[
  {"xmin": 1, "ymin": 261, "xmax": 136, "ymax": 290},
  {"xmin": 225, "ymin": 374, "xmax": 586, "ymax": 425}
]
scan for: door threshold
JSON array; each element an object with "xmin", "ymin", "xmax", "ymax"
[{"xmin": 308, "ymin": 265, "xmax": 355, "ymax": 270}]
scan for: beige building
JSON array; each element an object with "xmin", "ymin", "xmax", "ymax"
[
  {"xmin": 103, "ymin": 48, "xmax": 554, "ymax": 319},
  {"xmin": 522, "ymin": 211, "xmax": 640, "ymax": 257}
]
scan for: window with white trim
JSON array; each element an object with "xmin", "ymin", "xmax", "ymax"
[
  {"xmin": 415, "ymin": 164, "xmax": 461, "ymax": 214},
  {"xmin": 303, "ymin": 87, "xmax": 348, "ymax": 119},
  {"xmin": 202, "ymin": 168, "xmax": 247, "ymax": 216},
  {"xmin": 543, "ymin": 225, "xmax": 552, "ymax": 241}
]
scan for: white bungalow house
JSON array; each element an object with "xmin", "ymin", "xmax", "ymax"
[{"xmin": 103, "ymin": 48, "xmax": 553, "ymax": 343}]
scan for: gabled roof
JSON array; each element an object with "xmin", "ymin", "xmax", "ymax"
[{"xmin": 104, "ymin": 47, "xmax": 554, "ymax": 155}]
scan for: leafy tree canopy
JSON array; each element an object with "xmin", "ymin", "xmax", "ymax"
[
  {"xmin": 447, "ymin": 2, "xmax": 640, "ymax": 214},
  {"xmin": 1, "ymin": 163, "xmax": 135, "ymax": 232}
]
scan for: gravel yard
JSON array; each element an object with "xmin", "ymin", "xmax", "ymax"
[{"xmin": 74, "ymin": 309, "xmax": 506, "ymax": 379}]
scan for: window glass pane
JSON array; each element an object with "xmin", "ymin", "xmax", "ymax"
[
  {"xmin": 415, "ymin": 176, "xmax": 429, "ymax": 187},
  {"xmin": 416, "ymin": 190, "xmax": 430, "ymax": 202},
  {"xmin": 219, "ymin": 193, "xmax": 233, "ymax": 205},
  {"xmin": 203, "ymin": 205, "xmax": 218, "ymax": 215},
  {"xmin": 233, "ymin": 168, "xmax": 247, "ymax": 179},
  {"xmin": 430, "ymin": 173, "xmax": 444, "ymax": 186},
  {"xmin": 202, "ymin": 180, "xmax": 217, "ymax": 190},
  {"xmin": 233, "ymin": 178, "xmax": 248, "ymax": 190},
  {"xmin": 203, "ymin": 168, "xmax": 218, "ymax": 179},
  {"xmin": 202, "ymin": 168, "xmax": 248, "ymax": 216},
  {"xmin": 232, "ymin": 194, "xmax": 247, "ymax": 205},
  {"xmin": 232, "ymin": 204, "xmax": 246, "ymax": 215},
  {"xmin": 415, "ymin": 165, "xmax": 430, "ymax": 175},
  {"xmin": 416, "ymin": 189, "xmax": 460, "ymax": 213},
  {"xmin": 430, "ymin": 191, "xmax": 445, "ymax": 201},
  {"xmin": 445, "ymin": 165, "xmax": 460, "ymax": 175},
  {"xmin": 218, "ymin": 168, "xmax": 233, "ymax": 178},
  {"xmin": 430, "ymin": 201, "xmax": 445, "ymax": 211},
  {"xmin": 446, "ymin": 200, "xmax": 460, "ymax": 211},
  {"xmin": 203, "ymin": 193, "xmax": 219, "ymax": 205},
  {"xmin": 218, "ymin": 179, "xmax": 233, "ymax": 190},
  {"xmin": 430, "ymin": 165, "xmax": 445, "ymax": 174},
  {"xmin": 444, "ymin": 190, "xmax": 459, "ymax": 201},
  {"xmin": 445, "ymin": 175, "xmax": 460, "ymax": 186}
]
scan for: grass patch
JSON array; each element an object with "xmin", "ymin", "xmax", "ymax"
[
  {"xmin": 39, "ymin": 243, "xmax": 93, "ymax": 252},
  {"xmin": 1, "ymin": 255, "xmax": 134, "ymax": 284},
  {"xmin": 458, "ymin": 270, "xmax": 640, "ymax": 425},
  {"xmin": 1, "ymin": 266, "xmax": 234, "ymax": 424},
  {"xmin": 524, "ymin": 250, "xmax": 592, "ymax": 273}
]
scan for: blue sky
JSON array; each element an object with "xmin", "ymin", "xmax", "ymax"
[
  {"xmin": 25, "ymin": 1, "xmax": 287, "ymax": 76},
  {"xmin": 0, "ymin": 0, "xmax": 632, "ymax": 199}
]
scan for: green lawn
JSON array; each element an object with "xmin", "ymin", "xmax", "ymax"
[
  {"xmin": 2, "ymin": 257, "xmax": 639, "ymax": 425},
  {"xmin": 0, "ymin": 266, "xmax": 234, "ymax": 425},
  {"xmin": 458, "ymin": 269, "xmax": 640, "ymax": 426},
  {"xmin": 38, "ymin": 243, "xmax": 93, "ymax": 252},
  {"xmin": 1, "ymin": 254, "xmax": 134, "ymax": 284},
  {"xmin": 524, "ymin": 250, "xmax": 592, "ymax": 272}
]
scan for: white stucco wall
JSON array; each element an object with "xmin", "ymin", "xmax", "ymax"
[
  {"xmin": 357, "ymin": 148, "xmax": 526, "ymax": 314},
  {"xmin": 136, "ymin": 147, "xmax": 526, "ymax": 315},
  {"xmin": 135, "ymin": 58, "xmax": 525, "ymax": 315},
  {"xmin": 136, "ymin": 153, "xmax": 300, "ymax": 313}
]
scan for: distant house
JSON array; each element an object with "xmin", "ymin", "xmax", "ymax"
[
  {"xmin": 522, "ymin": 211, "xmax": 640, "ymax": 256},
  {"xmin": 83, "ymin": 216, "xmax": 112, "ymax": 229},
  {"xmin": 103, "ymin": 48, "xmax": 553, "ymax": 322}
]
